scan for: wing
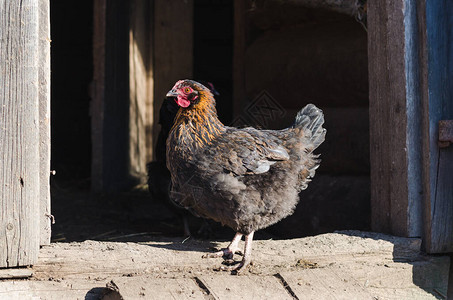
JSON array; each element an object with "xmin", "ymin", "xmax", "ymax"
[{"xmin": 202, "ymin": 127, "xmax": 289, "ymax": 176}]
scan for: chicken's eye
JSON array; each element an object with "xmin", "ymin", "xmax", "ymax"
[{"xmin": 183, "ymin": 87, "xmax": 192, "ymax": 94}]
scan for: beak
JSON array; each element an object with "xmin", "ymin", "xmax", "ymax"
[{"xmin": 166, "ymin": 89, "xmax": 178, "ymax": 98}]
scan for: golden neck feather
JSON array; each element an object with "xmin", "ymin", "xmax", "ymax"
[{"xmin": 172, "ymin": 90, "xmax": 225, "ymax": 148}]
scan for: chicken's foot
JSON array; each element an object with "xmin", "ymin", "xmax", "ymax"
[
  {"xmin": 203, "ymin": 232, "xmax": 243, "ymax": 259},
  {"xmin": 229, "ymin": 231, "xmax": 254, "ymax": 274}
]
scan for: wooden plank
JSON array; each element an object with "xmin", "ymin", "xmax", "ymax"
[
  {"xmin": 281, "ymin": 255, "xmax": 449, "ymax": 300},
  {"xmin": 91, "ymin": 0, "xmax": 107, "ymax": 193},
  {"xmin": 108, "ymin": 277, "xmax": 206, "ymax": 300},
  {"xmin": 368, "ymin": 0, "xmax": 409, "ymax": 236},
  {"xmin": 98, "ymin": 0, "xmax": 131, "ymax": 192},
  {"xmin": 38, "ymin": 0, "xmax": 51, "ymax": 246},
  {"xmin": 0, "ymin": 0, "xmax": 41, "ymax": 267},
  {"xmin": 343, "ymin": 258, "xmax": 450, "ymax": 299},
  {"xmin": 280, "ymin": 270, "xmax": 373, "ymax": 300},
  {"xmin": 153, "ymin": 0, "xmax": 193, "ymax": 157},
  {"xmin": 0, "ymin": 268, "xmax": 33, "ymax": 280},
  {"xmin": 368, "ymin": 0, "xmax": 426, "ymax": 238},
  {"xmin": 0, "ymin": 279, "xmax": 111, "ymax": 300},
  {"xmin": 198, "ymin": 274, "xmax": 292, "ymax": 300},
  {"xmin": 129, "ymin": 0, "xmax": 150, "ymax": 180},
  {"xmin": 420, "ymin": 0, "xmax": 453, "ymax": 253},
  {"xmin": 92, "ymin": 0, "xmax": 151, "ymax": 193},
  {"xmin": 144, "ymin": 0, "xmax": 154, "ymax": 164}
]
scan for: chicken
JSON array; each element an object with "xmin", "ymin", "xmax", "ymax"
[
  {"xmin": 166, "ymin": 80, "xmax": 326, "ymax": 273},
  {"xmin": 147, "ymin": 81, "xmax": 219, "ymax": 236}
]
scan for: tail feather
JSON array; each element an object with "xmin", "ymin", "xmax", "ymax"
[{"xmin": 294, "ymin": 104, "xmax": 326, "ymax": 151}]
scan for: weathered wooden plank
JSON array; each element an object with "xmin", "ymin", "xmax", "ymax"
[
  {"xmin": 129, "ymin": 0, "xmax": 150, "ymax": 181},
  {"xmin": 108, "ymin": 277, "xmax": 206, "ymax": 300},
  {"xmin": 38, "ymin": 0, "xmax": 51, "ymax": 246},
  {"xmin": 0, "ymin": 268, "xmax": 33, "ymax": 279},
  {"xmin": 91, "ymin": 0, "xmax": 151, "ymax": 193},
  {"xmin": 280, "ymin": 269, "xmax": 373, "ymax": 300},
  {"xmin": 0, "ymin": 0, "xmax": 41, "ymax": 267},
  {"xmin": 368, "ymin": 0, "xmax": 408, "ymax": 236},
  {"xmin": 153, "ymin": 0, "xmax": 193, "ymax": 156},
  {"xmin": 144, "ymin": 1, "xmax": 154, "ymax": 164},
  {"xmin": 344, "ymin": 258, "xmax": 450, "ymax": 299},
  {"xmin": 368, "ymin": 0, "xmax": 425, "ymax": 238},
  {"xmin": 420, "ymin": 0, "xmax": 453, "ymax": 253},
  {"xmin": 198, "ymin": 274, "xmax": 292, "ymax": 300},
  {"xmin": 91, "ymin": 0, "xmax": 107, "ymax": 193},
  {"xmin": 0, "ymin": 279, "xmax": 111, "ymax": 300}
]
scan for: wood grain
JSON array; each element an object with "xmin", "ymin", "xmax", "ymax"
[
  {"xmin": 38, "ymin": 0, "xmax": 51, "ymax": 246},
  {"xmin": 2, "ymin": 232, "xmax": 448, "ymax": 299},
  {"xmin": 0, "ymin": 0, "xmax": 41, "ymax": 267},
  {"xmin": 91, "ymin": 0, "xmax": 151, "ymax": 193},
  {"xmin": 129, "ymin": 0, "xmax": 150, "ymax": 182},
  {"xmin": 368, "ymin": 0, "xmax": 410, "ymax": 237}
]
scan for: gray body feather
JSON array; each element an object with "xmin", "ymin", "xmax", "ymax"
[{"xmin": 168, "ymin": 103, "xmax": 326, "ymax": 235}]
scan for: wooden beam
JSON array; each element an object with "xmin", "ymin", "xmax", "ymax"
[
  {"xmin": 368, "ymin": 0, "xmax": 424, "ymax": 238},
  {"xmin": 269, "ymin": 0, "xmax": 365, "ymax": 18},
  {"xmin": 153, "ymin": 0, "xmax": 193, "ymax": 155},
  {"xmin": 0, "ymin": 0, "xmax": 42, "ymax": 267},
  {"xmin": 91, "ymin": 0, "xmax": 106, "ymax": 193},
  {"xmin": 129, "ymin": 0, "xmax": 151, "ymax": 180},
  {"xmin": 368, "ymin": 0, "xmax": 409, "ymax": 237},
  {"xmin": 38, "ymin": 0, "xmax": 51, "ymax": 246},
  {"xmin": 91, "ymin": 0, "xmax": 151, "ymax": 193}
]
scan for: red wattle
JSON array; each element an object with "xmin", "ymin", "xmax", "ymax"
[{"xmin": 177, "ymin": 97, "xmax": 191, "ymax": 108}]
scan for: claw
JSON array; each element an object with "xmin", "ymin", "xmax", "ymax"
[
  {"xmin": 204, "ymin": 231, "xmax": 255, "ymax": 275},
  {"xmin": 202, "ymin": 232, "xmax": 243, "ymax": 260},
  {"xmin": 202, "ymin": 248, "xmax": 234, "ymax": 259}
]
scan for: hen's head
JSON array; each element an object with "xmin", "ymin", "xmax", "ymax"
[{"xmin": 166, "ymin": 80, "xmax": 213, "ymax": 109}]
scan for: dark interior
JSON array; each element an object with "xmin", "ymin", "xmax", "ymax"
[{"xmin": 50, "ymin": 1, "xmax": 370, "ymax": 242}]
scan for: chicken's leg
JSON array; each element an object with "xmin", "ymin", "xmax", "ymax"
[
  {"xmin": 203, "ymin": 232, "xmax": 243, "ymax": 259},
  {"xmin": 231, "ymin": 231, "xmax": 254, "ymax": 274}
]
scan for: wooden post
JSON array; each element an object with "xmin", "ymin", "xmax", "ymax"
[
  {"xmin": 369, "ymin": 0, "xmax": 453, "ymax": 252},
  {"xmin": 368, "ymin": 0, "xmax": 424, "ymax": 238},
  {"xmin": 153, "ymin": 0, "xmax": 193, "ymax": 153},
  {"xmin": 91, "ymin": 0, "xmax": 107, "ymax": 193},
  {"xmin": 129, "ymin": 0, "xmax": 151, "ymax": 180},
  {"xmin": 91, "ymin": 0, "xmax": 151, "ymax": 193},
  {"xmin": 0, "ymin": 0, "xmax": 46, "ymax": 267}
]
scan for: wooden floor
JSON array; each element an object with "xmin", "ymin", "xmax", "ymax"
[{"xmin": 0, "ymin": 231, "xmax": 449, "ymax": 299}]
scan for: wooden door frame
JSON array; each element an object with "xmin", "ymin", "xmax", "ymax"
[
  {"xmin": 368, "ymin": 0, "xmax": 453, "ymax": 253},
  {"xmin": 0, "ymin": 0, "xmax": 51, "ymax": 267}
]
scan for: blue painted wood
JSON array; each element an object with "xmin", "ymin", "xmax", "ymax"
[
  {"xmin": 424, "ymin": 0, "xmax": 453, "ymax": 253},
  {"xmin": 404, "ymin": 0, "xmax": 424, "ymax": 238}
]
